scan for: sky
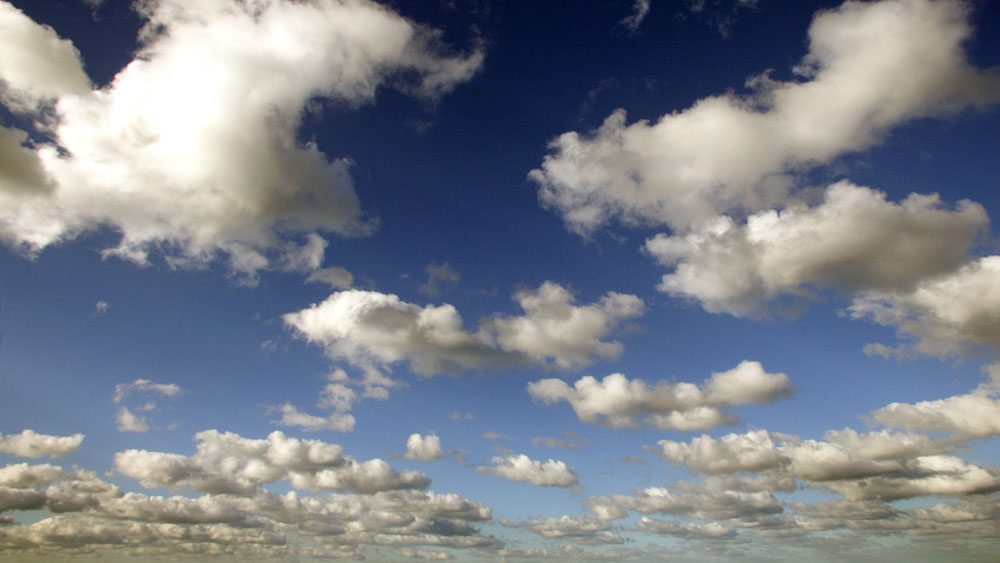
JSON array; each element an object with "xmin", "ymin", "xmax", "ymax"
[{"xmin": 1, "ymin": 0, "xmax": 999, "ymax": 560}]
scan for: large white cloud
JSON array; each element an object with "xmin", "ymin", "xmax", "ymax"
[
  {"xmin": 283, "ymin": 282, "xmax": 644, "ymax": 380},
  {"xmin": 527, "ymin": 360, "xmax": 791, "ymax": 430},
  {"xmin": 869, "ymin": 387, "xmax": 1000, "ymax": 439},
  {"xmin": 0, "ymin": 429, "xmax": 84, "ymax": 458},
  {"xmin": 0, "ymin": 0, "xmax": 482, "ymax": 280},
  {"xmin": 530, "ymin": 0, "xmax": 1000, "ymax": 235},
  {"xmin": 646, "ymin": 182, "xmax": 988, "ymax": 317},
  {"xmin": 476, "ymin": 454, "xmax": 579, "ymax": 487}
]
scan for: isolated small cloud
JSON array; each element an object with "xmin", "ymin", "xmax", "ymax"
[
  {"xmin": 477, "ymin": 454, "xmax": 579, "ymax": 487},
  {"xmin": 0, "ymin": 430, "xmax": 84, "ymax": 458},
  {"xmin": 419, "ymin": 262, "xmax": 460, "ymax": 296},
  {"xmin": 116, "ymin": 407, "xmax": 150, "ymax": 433},
  {"xmin": 112, "ymin": 379, "xmax": 182, "ymax": 404},
  {"xmin": 403, "ymin": 433, "xmax": 444, "ymax": 462},
  {"xmin": 619, "ymin": 0, "xmax": 650, "ymax": 34},
  {"xmin": 305, "ymin": 266, "xmax": 354, "ymax": 289},
  {"xmin": 271, "ymin": 403, "xmax": 356, "ymax": 433},
  {"xmin": 528, "ymin": 360, "xmax": 791, "ymax": 430},
  {"xmin": 94, "ymin": 301, "xmax": 108, "ymax": 315}
]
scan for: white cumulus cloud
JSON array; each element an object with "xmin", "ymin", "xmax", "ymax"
[
  {"xmin": 0, "ymin": 429, "xmax": 84, "ymax": 458},
  {"xmin": 477, "ymin": 454, "xmax": 579, "ymax": 487}
]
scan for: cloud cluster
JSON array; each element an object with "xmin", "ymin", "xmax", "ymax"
[
  {"xmin": 0, "ymin": 0, "xmax": 483, "ymax": 280},
  {"xmin": 646, "ymin": 182, "xmax": 988, "ymax": 317},
  {"xmin": 502, "ymin": 515, "xmax": 623, "ymax": 545},
  {"xmin": 531, "ymin": 0, "xmax": 1000, "ymax": 235},
  {"xmin": 0, "ymin": 429, "xmax": 84, "ymax": 458},
  {"xmin": 476, "ymin": 454, "xmax": 579, "ymax": 487},
  {"xmin": 283, "ymin": 282, "xmax": 644, "ymax": 385},
  {"xmin": 0, "ymin": 451, "xmax": 499, "ymax": 557},
  {"xmin": 528, "ymin": 360, "xmax": 791, "ymax": 430},
  {"xmin": 114, "ymin": 430, "xmax": 429, "ymax": 495}
]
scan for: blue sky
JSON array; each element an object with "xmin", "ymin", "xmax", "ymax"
[{"xmin": 1, "ymin": 0, "xmax": 1000, "ymax": 560}]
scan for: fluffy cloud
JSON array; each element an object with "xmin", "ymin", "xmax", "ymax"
[
  {"xmin": 283, "ymin": 282, "xmax": 643, "ymax": 379},
  {"xmin": 636, "ymin": 517, "xmax": 738, "ymax": 540},
  {"xmin": 113, "ymin": 430, "xmax": 428, "ymax": 496},
  {"xmin": 116, "ymin": 407, "xmax": 151, "ymax": 433},
  {"xmin": 869, "ymin": 387, "xmax": 1000, "ymax": 439},
  {"xmin": 488, "ymin": 282, "xmax": 644, "ymax": 369},
  {"xmin": 0, "ymin": 429, "xmax": 84, "ymax": 458},
  {"xmin": 530, "ymin": 0, "xmax": 1000, "ymax": 235},
  {"xmin": 0, "ymin": 0, "xmax": 482, "ymax": 279},
  {"xmin": 850, "ymin": 256, "xmax": 1000, "ymax": 359},
  {"xmin": 527, "ymin": 360, "xmax": 791, "ymax": 430},
  {"xmin": 403, "ymin": 434, "xmax": 443, "ymax": 462},
  {"xmin": 646, "ymin": 182, "xmax": 988, "ymax": 317},
  {"xmin": 476, "ymin": 454, "xmax": 579, "ymax": 487}
]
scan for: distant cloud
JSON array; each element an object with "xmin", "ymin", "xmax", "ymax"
[
  {"xmin": 481, "ymin": 431, "xmax": 512, "ymax": 441},
  {"xmin": 477, "ymin": 454, "xmax": 579, "ymax": 487},
  {"xmin": 419, "ymin": 262, "xmax": 460, "ymax": 296},
  {"xmin": 502, "ymin": 515, "xmax": 623, "ymax": 545},
  {"xmin": 0, "ymin": 0, "xmax": 483, "ymax": 282},
  {"xmin": 0, "ymin": 430, "xmax": 84, "ymax": 458},
  {"xmin": 270, "ymin": 403, "xmax": 356, "ymax": 433},
  {"xmin": 116, "ymin": 407, "xmax": 150, "ymax": 433},
  {"xmin": 449, "ymin": 411, "xmax": 475, "ymax": 421},
  {"xmin": 112, "ymin": 379, "xmax": 181, "ymax": 404},
  {"xmin": 305, "ymin": 266, "xmax": 354, "ymax": 289},
  {"xmin": 528, "ymin": 360, "xmax": 791, "ymax": 430},
  {"xmin": 619, "ymin": 0, "xmax": 650, "ymax": 34},
  {"xmin": 94, "ymin": 301, "xmax": 108, "ymax": 315}
]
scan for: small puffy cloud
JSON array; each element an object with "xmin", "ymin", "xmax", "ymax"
[
  {"xmin": 271, "ymin": 403, "xmax": 356, "ymax": 433},
  {"xmin": 850, "ymin": 256, "xmax": 1000, "ymax": 359},
  {"xmin": 489, "ymin": 281, "xmax": 644, "ymax": 369},
  {"xmin": 646, "ymin": 182, "xmax": 987, "ymax": 317},
  {"xmin": 0, "ymin": 429, "xmax": 84, "ymax": 458},
  {"xmin": 0, "ymin": 0, "xmax": 482, "ymax": 279},
  {"xmin": 404, "ymin": 433, "xmax": 443, "ymax": 462},
  {"xmin": 283, "ymin": 282, "xmax": 644, "ymax": 378},
  {"xmin": 305, "ymin": 266, "xmax": 354, "ymax": 289},
  {"xmin": 112, "ymin": 379, "xmax": 182, "ymax": 404},
  {"xmin": 449, "ymin": 412, "xmax": 474, "ymax": 421},
  {"xmin": 528, "ymin": 360, "xmax": 791, "ymax": 430},
  {"xmin": 477, "ymin": 454, "xmax": 579, "ymax": 487},
  {"xmin": 94, "ymin": 301, "xmax": 108, "ymax": 315},
  {"xmin": 116, "ymin": 407, "xmax": 150, "ymax": 433},
  {"xmin": 419, "ymin": 262, "xmax": 460, "ymax": 296},
  {"xmin": 531, "ymin": 0, "xmax": 1000, "ymax": 235}
]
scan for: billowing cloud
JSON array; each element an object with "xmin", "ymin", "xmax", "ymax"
[
  {"xmin": 488, "ymin": 281, "xmax": 644, "ymax": 369},
  {"xmin": 0, "ymin": 429, "xmax": 84, "ymax": 458},
  {"xmin": 527, "ymin": 360, "xmax": 791, "ymax": 430},
  {"xmin": 531, "ymin": 0, "xmax": 999, "ymax": 235},
  {"xmin": 403, "ymin": 433, "xmax": 443, "ymax": 462},
  {"xmin": 850, "ymin": 256, "xmax": 1000, "ymax": 359},
  {"xmin": 477, "ymin": 454, "xmax": 579, "ymax": 487},
  {"xmin": 113, "ymin": 430, "xmax": 428, "ymax": 496},
  {"xmin": 0, "ymin": 0, "xmax": 483, "ymax": 280},
  {"xmin": 283, "ymin": 282, "xmax": 644, "ymax": 379},
  {"xmin": 646, "ymin": 182, "xmax": 988, "ymax": 317}
]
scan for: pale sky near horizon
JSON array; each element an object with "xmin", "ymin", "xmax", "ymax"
[{"xmin": 1, "ymin": 0, "xmax": 1000, "ymax": 560}]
